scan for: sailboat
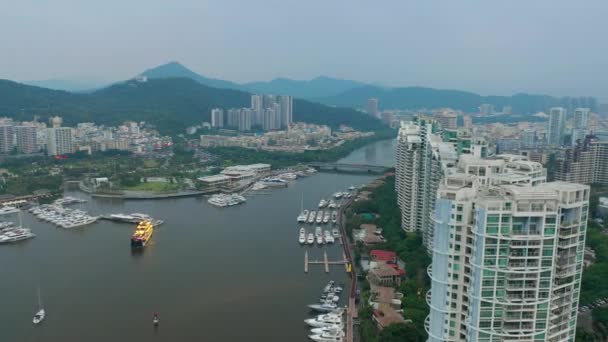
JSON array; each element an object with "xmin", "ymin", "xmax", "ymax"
[
  {"xmin": 297, "ymin": 193, "xmax": 308, "ymax": 223},
  {"xmin": 32, "ymin": 286, "xmax": 45, "ymax": 324},
  {"xmin": 153, "ymin": 313, "xmax": 160, "ymax": 326}
]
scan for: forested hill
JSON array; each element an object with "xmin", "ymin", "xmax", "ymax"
[
  {"xmin": 0, "ymin": 78, "xmax": 382, "ymax": 135},
  {"xmin": 319, "ymin": 85, "xmax": 597, "ymax": 114}
]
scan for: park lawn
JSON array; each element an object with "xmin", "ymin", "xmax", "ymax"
[{"xmin": 124, "ymin": 182, "xmax": 182, "ymax": 192}]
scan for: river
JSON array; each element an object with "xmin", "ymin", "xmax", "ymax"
[{"xmin": 0, "ymin": 138, "xmax": 396, "ymax": 342}]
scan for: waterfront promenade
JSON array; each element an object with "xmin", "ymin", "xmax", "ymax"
[{"xmin": 338, "ymin": 196, "xmax": 357, "ymax": 342}]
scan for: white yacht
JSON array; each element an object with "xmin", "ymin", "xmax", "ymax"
[
  {"xmin": 0, "ymin": 221, "xmax": 14, "ymax": 229},
  {"xmin": 251, "ymin": 182, "xmax": 267, "ymax": 191},
  {"xmin": 299, "ymin": 228, "xmax": 306, "ymax": 244},
  {"xmin": 308, "ymin": 303, "xmax": 338, "ymax": 312},
  {"xmin": 327, "ymin": 200, "xmax": 336, "ymax": 209},
  {"xmin": 260, "ymin": 177, "xmax": 288, "ymax": 187},
  {"xmin": 0, "ymin": 206, "xmax": 19, "ymax": 216},
  {"xmin": 322, "ymin": 212, "xmax": 330, "ymax": 224},
  {"xmin": 308, "ymin": 211, "xmax": 316, "ymax": 224},
  {"xmin": 315, "ymin": 226, "xmax": 323, "ymax": 237},
  {"xmin": 305, "ymin": 312, "xmax": 343, "ymax": 327},
  {"xmin": 348, "ymin": 185, "xmax": 356, "ymax": 191},
  {"xmin": 309, "ymin": 331, "xmax": 345, "ymax": 342},
  {"xmin": 297, "ymin": 194, "xmax": 308, "ymax": 223},
  {"xmin": 307, "ymin": 233, "xmax": 315, "ymax": 245},
  {"xmin": 332, "ymin": 229, "xmax": 340, "ymax": 238},
  {"xmin": 318, "ymin": 199, "xmax": 328, "ymax": 208},
  {"xmin": 32, "ymin": 286, "xmax": 45, "ymax": 325},
  {"xmin": 324, "ymin": 231, "xmax": 334, "ymax": 244},
  {"xmin": 297, "ymin": 211, "xmax": 308, "ymax": 223},
  {"xmin": 310, "ymin": 326, "xmax": 344, "ymax": 335},
  {"xmin": 315, "ymin": 212, "xmax": 323, "ymax": 224},
  {"xmin": 332, "ymin": 192, "xmax": 343, "ymax": 199},
  {"xmin": 208, "ymin": 194, "xmax": 246, "ymax": 207},
  {"xmin": 316, "ymin": 235, "xmax": 324, "ymax": 245},
  {"xmin": 331, "ymin": 211, "xmax": 338, "ymax": 224},
  {"xmin": 278, "ymin": 172, "xmax": 298, "ymax": 180}
]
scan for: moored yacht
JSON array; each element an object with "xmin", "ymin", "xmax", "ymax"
[
  {"xmin": 307, "ymin": 233, "xmax": 315, "ymax": 245},
  {"xmin": 331, "ymin": 211, "xmax": 338, "ymax": 224},
  {"xmin": 332, "ymin": 229, "xmax": 340, "ymax": 238},
  {"xmin": 318, "ymin": 199, "xmax": 328, "ymax": 208},
  {"xmin": 308, "ymin": 211, "xmax": 316, "ymax": 224},
  {"xmin": 297, "ymin": 210, "xmax": 308, "ymax": 223},
  {"xmin": 304, "ymin": 312, "xmax": 343, "ymax": 327},
  {"xmin": 315, "ymin": 211, "xmax": 323, "ymax": 224},
  {"xmin": 309, "ymin": 331, "xmax": 345, "ymax": 342},
  {"xmin": 332, "ymin": 192, "xmax": 343, "ymax": 199},
  {"xmin": 322, "ymin": 212, "xmax": 330, "ymax": 224},
  {"xmin": 299, "ymin": 227, "xmax": 307, "ymax": 244},
  {"xmin": 0, "ymin": 206, "xmax": 19, "ymax": 216}
]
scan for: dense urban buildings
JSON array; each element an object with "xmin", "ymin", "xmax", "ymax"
[
  {"xmin": 555, "ymin": 135, "xmax": 608, "ymax": 185},
  {"xmin": 200, "ymin": 123, "xmax": 371, "ymax": 152},
  {"xmin": 547, "ymin": 107, "xmax": 566, "ymax": 146},
  {"xmin": 211, "ymin": 94, "xmax": 293, "ymax": 132},
  {"xmin": 395, "ymin": 119, "xmax": 457, "ymax": 250},
  {"xmin": 426, "ymin": 155, "xmax": 588, "ymax": 342}
]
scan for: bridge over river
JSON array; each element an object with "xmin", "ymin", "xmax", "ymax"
[{"xmin": 308, "ymin": 162, "xmax": 390, "ymax": 174}]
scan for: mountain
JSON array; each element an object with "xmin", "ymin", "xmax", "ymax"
[
  {"xmin": 320, "ymin": 85, "xmax": 597, "ymax": 114},
  {"xmin": 22, "ymin": 79, "xmax": 106, "ymax": 92},
  {"xmin": 138, "ymin": 62, "xmax": 368, "ymax": 99},
  {"xmin": 0, "ymin": 78, "xmax": 382, "ymax": 135},
  {"xmin": 140, "ymin": 61, "xmax": 244, "ymax": 91},
  {"xmin": 244, "ymin": 76, "xmax": 367, "ymax": 98}
]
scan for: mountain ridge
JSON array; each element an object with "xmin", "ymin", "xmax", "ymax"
[{"xmin": 0, "ymin": 77, "xmax": 382, "ymax": 135}]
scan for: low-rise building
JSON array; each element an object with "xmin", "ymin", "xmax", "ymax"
[{"xmin": 197, "ymin": 174, "xmax": 232, "ymax": 187}]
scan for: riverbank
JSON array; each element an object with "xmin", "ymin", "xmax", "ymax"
[
  {"xmin": 345, "ymin": 175, "xmax": 430, "ymax": 341},
  {"xmin": 208, "ymin": 129, "xmax": 396, "ymax": 169}
]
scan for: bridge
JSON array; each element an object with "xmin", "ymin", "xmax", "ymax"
[{"xmin": 308, "ymin": 162, "xmax": 390, "ymax": 174}]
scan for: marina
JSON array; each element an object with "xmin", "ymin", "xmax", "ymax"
[
  {"xmin": 0, "ymin": 138, "xmax": 396, "ymax": 342},
  {"xmin": 29, "ymin": 205, "xmax": 98, "ymax": 229}
]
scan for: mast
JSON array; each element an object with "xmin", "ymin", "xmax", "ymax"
[{"xmin": 37, "ymin": 286, "xmax": 42, "ymax": 309}]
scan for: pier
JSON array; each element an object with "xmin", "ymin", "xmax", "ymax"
[{"xmin": 304, "ymin": 249, "xmax": 348, "ymax": 273}]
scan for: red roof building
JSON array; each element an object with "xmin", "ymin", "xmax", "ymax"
[{"xmin": 370, "ymin": 250, "xmax": 397, "ymax": 263}]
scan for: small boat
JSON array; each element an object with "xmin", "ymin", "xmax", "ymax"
[
  {"xmin": 32, "ymin": 286, "xmax": 45, "ymax": 325},
  {"xmin": 332, "ymin": 192, "xmax": 343, "ymax": 199},
  {"xmin": 348, "ymin": 185, "xmax": 355, "ymax": 191},
  {"xmin": 153, "ymin": 313, "xmax": 160, "ymax": 326},
  {"xmin": 307, "ymin": 233, "xmax": 315, "ymax": 245},
  {"xmin": 332, "ymin": 229, "xmax": 339, "ymax": 238},
  {"xmin": 299, "ymin": 227, "xmax": 306, "ymax": 244},
  {"xmin": 331, "ymin": 211, "xmax": 338, "ymax": 224},
  {"xmin": 318, "ymin": 199, "xmax": 328, "ymax": 208}
]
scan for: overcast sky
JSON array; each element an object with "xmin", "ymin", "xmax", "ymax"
[{"xmin": 1, "ymin": 0, "xmax": 607, "ymax": 99}]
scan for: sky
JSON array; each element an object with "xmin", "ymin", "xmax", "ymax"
[{"xmin": 1, "ymin": 0, "xmax": 607, "ymax": 99}]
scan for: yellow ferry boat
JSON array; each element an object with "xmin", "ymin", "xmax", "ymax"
[{"xmin": 130, "ymin": 220, "xmax": 154, "ymax": 248}]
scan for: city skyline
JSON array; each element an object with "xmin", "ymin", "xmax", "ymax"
[{"xmin": 1, "ymin": 1, "xmax": 607, "ymax": 99}]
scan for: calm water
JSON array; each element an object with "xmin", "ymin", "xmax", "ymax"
[{"xmin": 0, "ymin": 138, "xmax": 395, "ymax": 342}]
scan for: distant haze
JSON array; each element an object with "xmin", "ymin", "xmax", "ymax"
[{"xmin": 1, "ymin": 0, "xmax": 607, "ymax": 99}]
